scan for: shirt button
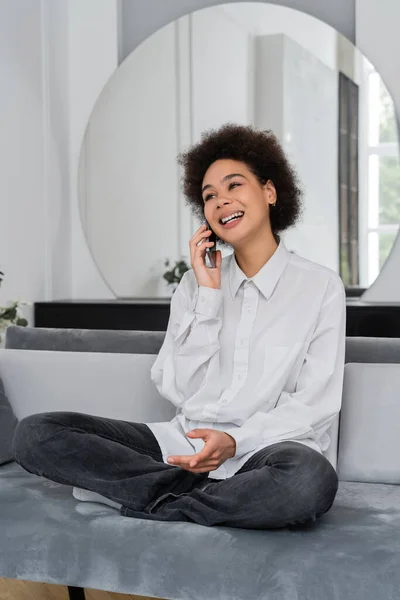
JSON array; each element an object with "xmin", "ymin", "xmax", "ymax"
[{"xmin": 218, "ymin": 399, "xmax": 229, "ymax": 405}]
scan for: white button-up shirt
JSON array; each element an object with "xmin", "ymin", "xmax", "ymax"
[{"xmin": 146, "ymin": 240, "xmax": 346, "ymax": 480}]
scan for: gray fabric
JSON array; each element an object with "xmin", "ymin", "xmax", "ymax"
[
  {"xmin": 8, "ymin": 326, "xmax": 400, "ymax": 364},
  {"xmin": 337, "ymin": 363, "xmax": 400, "ymax": 484},
  {"xmin": 5, "ymin": 325, "xmax": 165, "ymax": 355},
  {"xmin": 345, "ymin": 336, "xmax": 400, "ymax": 364},
  {"xmin": 0, "ymin": 376, "xmax": 18, "ymax": 465},
  {"xmin": 1, "ymin": 460, "xmax": 399, "ymax": 599}
]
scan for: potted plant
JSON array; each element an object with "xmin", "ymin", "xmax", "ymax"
[
  {"xmin": 0, "ymin": 268, "xmax": 29, "ymax": 344},
  {"xmin": 162, "ymin": 257, "xmax": 190, "ymax": 293}
]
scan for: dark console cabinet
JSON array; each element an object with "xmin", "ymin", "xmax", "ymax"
[{"xmin": 34, "ymin": 299, "xmax": 400, "ymax": 338}]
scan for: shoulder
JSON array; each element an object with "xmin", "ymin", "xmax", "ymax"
[
  {"xmin": 287, "ymin": 252, "xmax": 345, "ymax": 300},
  {"xmin": 174, "ymin": 268, "xmax": 195, "ymax": 298}
]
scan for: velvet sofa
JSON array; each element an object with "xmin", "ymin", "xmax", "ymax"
[{"xmin": 1, "ymin": 326, "xmax": 400, "ymax": 600}]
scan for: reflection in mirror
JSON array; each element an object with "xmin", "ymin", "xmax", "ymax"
[{"xmin": 78, "ymin": 2, "xmax": 400, "ymax": 298}]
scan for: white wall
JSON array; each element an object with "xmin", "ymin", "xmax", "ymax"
[
  {"xmin": 356, "ymin": 0, "xmax": 400, "ymax": 302},
  {"xmin": 45, "ymin": 1, "xmax": 72, "ymax": 302},
  {"xmin": 0, "ymin": 0, "xmax": 47, "ymax": 326},
  {"xmin": 68, "ymin": 0, "xmax": 118, "ymax": 299},
  {"xmin": 0, "ymin": 0, "xmax": 118, "ymax": 323}
]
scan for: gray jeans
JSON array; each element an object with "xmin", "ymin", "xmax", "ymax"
[{"xmin": 12, "ymin": 411, "xmax": 338, "ymax": 530}]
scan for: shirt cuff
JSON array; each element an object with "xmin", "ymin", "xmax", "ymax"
[
  {"xmin": 225, "ymin": 426, "xmax": 259, "ymax": 458},
  {"xmin": 194, "ymin": 286, "xmax": 223, "ymax": 317}
]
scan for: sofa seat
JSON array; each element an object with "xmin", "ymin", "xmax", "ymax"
[{"xmin": 1, "ymin": 461, "xmax": 399, "ymax": 600}]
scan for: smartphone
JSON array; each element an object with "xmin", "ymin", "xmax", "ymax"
[{"xmin": 204, "ymin": 219, "xmax": 217, "ymax": 268}]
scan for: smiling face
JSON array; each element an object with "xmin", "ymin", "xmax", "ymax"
[{"xmin": 201, "ymin": 159, "xmax": 276, "ymax": 246}]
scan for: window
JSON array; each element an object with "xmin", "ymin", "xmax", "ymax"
[
  {"xmin": 338, "ymin": 72, "xmax": 359, "ymax": 287},
  {"xmin": 359, "ymin": 62, "xmax": 400, "ymax": 287}
]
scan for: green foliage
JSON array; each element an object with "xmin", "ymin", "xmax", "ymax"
[
  {"xmin": 163, "ymin": 258, "xmax": 190, "ymax": 289},
  {"xmin": 0, "ymin": 268, "xmax": 29, "ymax": 343},
  {"xmin": 340, "ymin": 247, "xmax": 351, "ymax": 287}
]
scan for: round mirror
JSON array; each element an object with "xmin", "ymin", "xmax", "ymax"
[{"xmin": 78, "ymin": 2, "xmax": 400, "ymax": 298}]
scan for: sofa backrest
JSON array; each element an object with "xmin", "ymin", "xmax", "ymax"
[
  {"xmin": 5, "ymin": 326, "xmax": 164, "ymax": 354},
  {"xmin": 7, "ymin": 326, "xmax": 400, "ymax": 364},
  {"xmin": 345, "ymin": 336, "xmax": 400, "ymax": 363}
]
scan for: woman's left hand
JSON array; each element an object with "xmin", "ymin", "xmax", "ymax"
[{"xmin": 167, "ymin": 429, "xmax": 236, "ymax": 473}]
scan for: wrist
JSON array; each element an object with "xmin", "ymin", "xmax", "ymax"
[{"xmin": 224, "ymin": 433, "xmax": 237, "ymax": 457}]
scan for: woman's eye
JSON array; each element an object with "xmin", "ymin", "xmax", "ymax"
[{"xmin": 204, "ymin": 182, "xmax": 240, "ymax": 201}]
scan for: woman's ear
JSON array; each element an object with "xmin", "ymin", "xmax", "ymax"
[{"xmin": 264, "ymin": 179, "xmax": 277, "ymax": 205}]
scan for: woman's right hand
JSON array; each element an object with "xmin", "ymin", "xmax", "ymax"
[{"xmin": 189, "ymin": 224, "xmax": 222, "ymax": 289}]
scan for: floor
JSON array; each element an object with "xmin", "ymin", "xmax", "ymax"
[{"xmin": 0, "ymin": 579, "xmax": 164, "ymax": 600}]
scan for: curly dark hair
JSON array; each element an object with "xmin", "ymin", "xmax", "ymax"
[{"xmin": 177, "ymin": 123, "xmax": 303, "ymax": 247}]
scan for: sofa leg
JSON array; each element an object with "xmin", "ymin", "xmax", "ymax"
[{"xmin": 68, "ymin": 586, "xmax": 86, "ymax": 600}]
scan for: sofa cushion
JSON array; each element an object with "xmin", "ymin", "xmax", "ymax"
[
  {"xmin": 337, "ymin": 362, "xmax": 400, "ymax": 484},
  {"xmin": 0, "ymin": 375, "xmax": 18, "ymax": 465},
  {"xmin": 0, "ymin": 349, "xmax": 175, "ymax": 423},
  {"xmin": 1, "ymin": 460, "xmax": 400, "ymax": 600}
]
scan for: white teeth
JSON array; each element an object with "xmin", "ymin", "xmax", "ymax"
[{"xmin": 221, "ymin": 211, "xmax": 244, "ymax": 224}]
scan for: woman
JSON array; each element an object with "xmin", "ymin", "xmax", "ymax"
[{"xmin": 12, "ymin": 124, "xmax": 346, "ymax": 530}]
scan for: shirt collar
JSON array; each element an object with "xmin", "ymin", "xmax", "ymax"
[{"xmin": 228, "ymin": 238, "xmax": 290, "ymax": 301}]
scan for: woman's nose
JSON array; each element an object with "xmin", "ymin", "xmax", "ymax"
[{"xmin": 217, "ymin": 198, "xmax": 233, "ymax": 208}]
